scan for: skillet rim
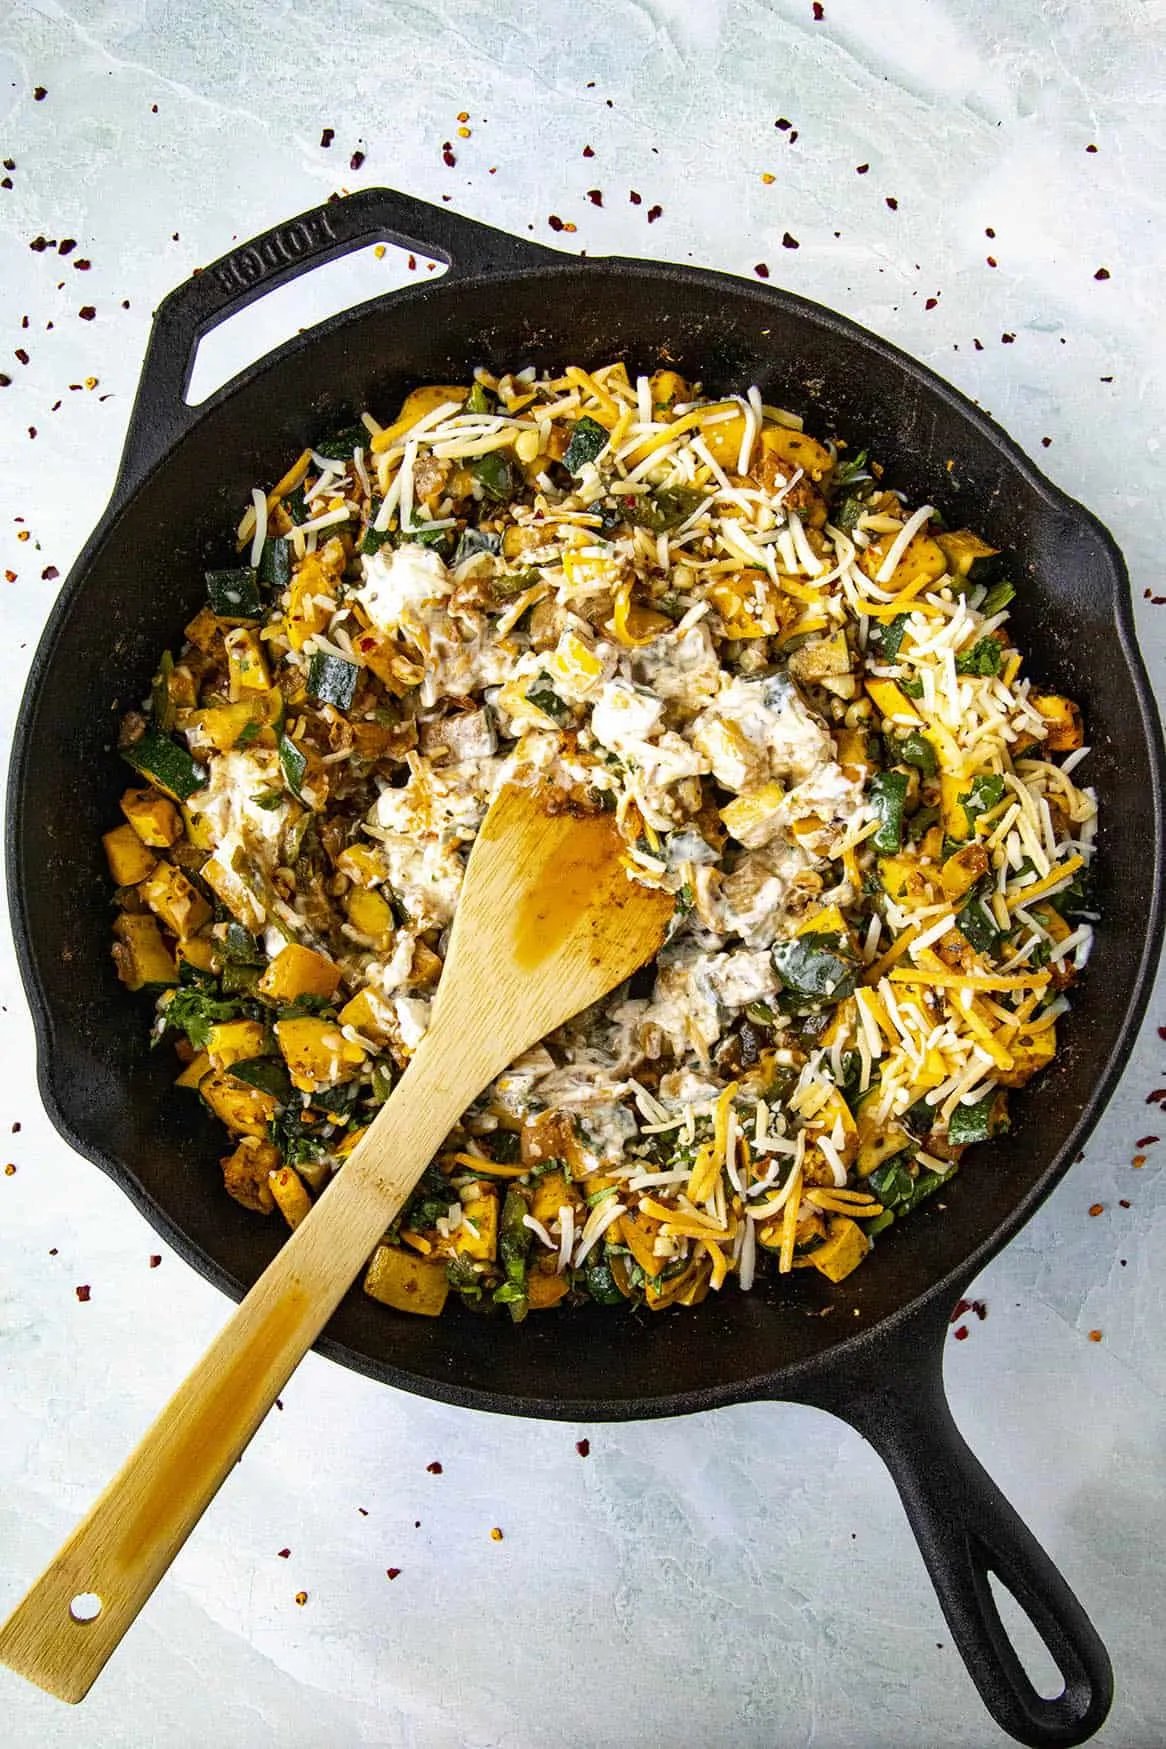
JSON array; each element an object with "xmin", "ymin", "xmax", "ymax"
[{"xmin": 8, "ymin": 251, "xmax": 1164, "ymax": 1420}]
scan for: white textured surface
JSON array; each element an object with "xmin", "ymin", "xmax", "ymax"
[{"xmin": 1, "ymin": 2, "xmax": 1164, "ymax": 1744}]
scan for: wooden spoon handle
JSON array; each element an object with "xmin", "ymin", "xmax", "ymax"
[{"xmin": 0, "ymin": 1053, "xmax": 458, "ymax": 1703}]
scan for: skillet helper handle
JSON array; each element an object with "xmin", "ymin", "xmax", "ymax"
[
  {"xmin": 0, "ymin": 1047, "xmax": 462, "ymax": 1705},
  {"xmin": 113, "ymin": 185, "xmax": 560, "ymax": 501},
  {"xmin": 807, "ymin": 1304, "xmax": 1112, "ymax": 1748}
]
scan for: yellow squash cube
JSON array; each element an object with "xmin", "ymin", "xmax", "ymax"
[
  {"xmin": 809, "ymin": 1215, "xmax": 871, "ymax": 1283},
  {"xmin": 337, "ymin": 988, "xmax": 395, "ymax": 1043},
  {"xmin": 345, "ymin": 888, "xmax": 395, "ymax": 948},
  {"xmin": 268, "ymin": 1164, "xmax": 313, "ymax": 1230},
  {"xmin": 455, "ymin": 1184, "xmax": 499, "ymax": 1263},
  {"xmin": 275, "ymin": 1017, "xmax": 366, "ymax": 1091},
  {"xmin": 363, "ymin": 1244, "xmax": 449, "ymax": 1316},
  {"xmin": 120, "ymin": 787, "xmax": 182, "ymax": 848},
  {"xmin": 224, "ymin": 626, "xmax": 271, "ymax": 698},
  {"xmin": 111, "ymin": 914, "xmax": 178, "ymax": 990},
  {"xmin": 258, "ymin": 943, "xmax": 342, "ymax": 1002},
  {"xmin": 103, "ymin": 823, "xmax": 157, "ymax": 886},
  {"xmin": 200, "ymin": 1070, "xmax": 278, "ymax": 1137},
  {"xmin": 206, "ymin": 1019, "xmax": 270, "ymax": 1070},
  {"xmin": 139, "ymin": 861, "xmax": 212, "ymax": 937}
]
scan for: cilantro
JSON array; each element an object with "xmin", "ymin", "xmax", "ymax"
[
  {"xmin": 956, "ymin": 636, "xmax": 1003, "ymax": 677},
  {"xmin": 313, "ymin": 424, "xmax": 366, "ymax": 460},
  {"xmin": 159, "ymin": 977, "xmax": 245, "ymax": 1052},
  {"xmin": 956, "ymin": 893, "xmax": 1002, "ymax": 955},
  {"xmin": 833, "ymin": 448, "xmax": 869, "ymax": 486},
  {"xmin": 899, "ymin": 675, "xmax": 925, "ymax": 699}
]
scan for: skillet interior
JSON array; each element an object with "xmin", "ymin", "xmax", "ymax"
[{"xmin": 12, "ymin": 259, "xmax": 1162, "ymax": 1416}]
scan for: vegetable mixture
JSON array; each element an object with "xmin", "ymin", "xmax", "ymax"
[{"xmin": 105, "ymin": 363, "xmax": 1097, "ymax": 1320}]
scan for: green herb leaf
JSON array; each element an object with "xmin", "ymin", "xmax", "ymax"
[
  {"xmin": 869, "ymin": 769, "xmax": 910, "ymax": 853},
  {"xmin": 872, "ymin": 613, "xmax": 910, "ymax": 661},
  {"xmin": 161, "ymin": 982, "xmax": 245, "ymax": 1052},
  {"xmin": 959, "ymin": 773, "xmax": 1005, "ymax": 830},
  {"xmin": 955, "ymin": 636, "xmax": 1004, "ymax": 677},
  {"xmin": 956, "ymin": 892, "xmax": 1001, "ymax": 954},
  {"xmin": 898, "ymin": 731, "xmax": 937, "ymax": 776},
  {"xmin": 772, "ymin": 932, "xmax": 858, "ymax": 1008},
  {"xmin": 832, "ymin": 448, "xmax": 869, "ymax": 486},
  {"xmin": 584, "ymin": 1260, "xmax": 625, "ymax": 1305}
]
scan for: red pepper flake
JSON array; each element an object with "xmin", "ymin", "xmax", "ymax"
[
  {"xmin": 754, "ymin": 262, "xmax": 770, "ymax": 279},
  {"xmin": 1089, "ymin": 1202, "xmax": 1104, "ymax": 1217},
  {"xmin": 0, "ymin": 374, "xmax": 10, "ymax": 388},
  {"xmin": 1159, "ymin": 1026, "xmax": 1166, "ymax": 1040},
  {"xmin": 48, "ymin": 1245, "xmax": 57, "ymax": 1254},
  {"xmin": 4, "ymin": 571, "xmax": 16, "ymax": 582},
  {"xmin": 924, "ymin": 297, "xmax": 938, "ymax": 310},
  {"xmin": 58, "ymin": 238, "xmax": 76, "ymax": 255},
  {"xmin": 1132, "ymin": 1154, "xmax": 1147, "ymax": 1168},
  {"xmin": 294, "ymin": 1590, "xmax": 308, "ymax": 1605},
  {"xmin": 11, "ymin": 1123, "xmax": 20, "ymax": 1133},
  {"xmin": 490, "ymin": 1526, "xmax": 504, "ymax": 1541},
  {"xmin": 275, "ymin": 1398, "xmax": 284, "ymax": 1410},
  {"xmin": 1145, "ymin": 1090, "xmax": 1166, "ymax": 1107},
  {"xmin": 277, "ymin": 1547, "xmax": 291, "ymax": 1558},
  {"xmin": 41, "ymin": 565, "xmax": 58, "ymax": 581},
  {"xmin": 563, "ymin": 221, "xmax": 578, "ymax": 233},
  {"xmin": 320, "ymin": 127, "xmax": 334, "ymax": 147},
  {"xmin": 1119, "ymin": 1199, "xmax": 1131, "ymax": 1209},
  {"xmin": 350, "ymin": 149, "xmax": 366, "ymax": 170},
  {"xmin": 782, "ymin": 231, "xmax": 799, "ymax": 249},
  {"xmin": 972, "ymin": 1300, "xmax": 987, "ymax": 1321},
  {"xmin": 582, "ymin": 144, "xmax": 595, "ymax": 157},
  {"xmin": 953, "ymin": 1324, "xmax": 969, "ymax": 1340},
  {"xmin": 986, "ymin": 256, "xmax": 997, "ymax": 268},
  {"xmin": 1136, "ymin": 1133, "xmax": 1160, "ymax": 1145},
  {"xmin": 74, "ymin": 258, "xmax": 91, "ymax": 271},
  {"xmin": 1094, "ymin": 267, "xmax": 1110, "ymax": 281},
  {"xmin": 812, "ymin": 2, "xmax": 825, "ymax": 17},
  {"xmin": 1, "ymin": 178, "xmax": 11, "ymax": 191},
  {"xmin": 949, "ymin": 1298, "xmax": 972, "ymax": 1323},
  {"xmin": 15, "ymin": 348, "xmax": 29, "ymax": 364},
  {"xmin": 647, "ymin": 204, "xmax": 662, "ymax": 223},
  {"xmin": 576, "ymin": 1438, "xmax": 590, "ymax": 1457},
  {"xmin": 1041, "ymin": 436, "xmax": 1053, "ymax": 448},
  {"xmin": 1088, "ymin": 1329, "xmax": 1102, "ymax": 1343},
  {"xmin": 34, "ymin": 86, "xmax": 47, "ymax": 101},
  {"xmin": 29, "ymin": 235, "xmax": 48, "ymax": 252},
  {"xmin": 586, "ymin": 189, "xmax": 603, "ymax": 206},
  {"xmin": 629, "ymin": 190, "xmax": 642, "ymax": 205},
  {"xmin": 973, "ymin": 337, "xmax": 984, "ymax": 351},
  {"xmin": 442, "ymin": 143, "xmax": 456, "ymax": 167},
  {"xmin": 28, "ymin": 427, "xmax": 37, "ymax": 439},
  {"xmin": 17, "ymin": 530, "xmax": 29, "ymax": 542},
  {"xmin": 148, "ymin": 1253, "xmax": 161, "ymax": 1267},
  {"xmin": 885, "ymin": 196, "xmax": 898, "ymax": 210},
  {"xmin": 775, "ymin": 118, "xmax": 792, "ymax": 132},
  {"xmin": 547, "ymin": 214, "xmax": 564, "ymax": 232},
  {"xmin": 1086, "ymin": 143, "xmax": 1098, "ymax": 152},
  {"xmin": 3, "ymin": 159, "xmax": 13, "ymax": 170},
  {"xmin": 386, "ymin": 1567, "xmax": 401, "ymax": 1580},
  {"xmin": 75, "ymin": 1284, "xmax": 91, "ymax": 1302},
  {"xmin": 79, "ymin": 306, "xmax": 96, "ymax": 320},
  {"xmin": 1001, "ymin": 332, "xmax": 1015, "ymax": 344},
  {"xmin": 855, "ymin": 163, "xmax": 869, "ymax": 174},
  {"xmin": 426, "ymin": 1461, "xmax": 443, "ymax": 1474}
]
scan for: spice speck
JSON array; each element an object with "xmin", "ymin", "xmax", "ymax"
[
  {"xmin": 1088, "ymin": 1330, "xmax": 1102, "ymax": 1343},
  {"xmin": 754, "ymin": 262, "xmax": 770, "ymax": 279},
  {"xmin": 782, "ymin": 231, "xmax": 799, "ymax": 249},
  {"xmin": 386, "ymin": 1567, "xmax": 401, "ymax": 1580},
  {"xmin": 1094, "ymin": 267, "xmax": 1110, "ymax": 281},
  {"xmin": 320, "ymin": 128, "xmax": 334, "ymax": 148},
  {"xmin": 295, "ymin": 1590, "xmax": 308, "ymax": 1605},
  {"xmin": 490, "ymin": 1526, "xmax": 504, "ymax": 1541},
  {"xmin": 75, "ymin": 1284, "xmax": 91, "ymax": 1302},
  {"xmin": 1089, "ymin": 1202, "xmax": 1104, "ymax": 1217},
  {"xmin": 426, "ymin": 1461, "xmax": 443, "ymax": 1474},
  {"xmin": 576, "ymin": 1438, "xmax": 590, "ymax": 1457}
]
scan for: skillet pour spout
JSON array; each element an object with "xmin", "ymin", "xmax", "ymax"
[{"xmin": 8, "ymin": 187, "xmax": 1163, "ymax": 1745}]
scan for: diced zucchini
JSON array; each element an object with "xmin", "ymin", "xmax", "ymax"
[
  {"xmin": 258, "ymin": 535, "xmax": 291, "ymax": 589},
  {"xmin": 122, "ymin": 729, "xmax": 207, "ymax": 803},
  {"xmin": 205, "ymin": 566, "xmax": 262, "ymax": 619},
  {"xmin": 363, "ymin": 1244, "xmax": 449, "ymax": 1316},
  {"xmin": 103, "ymin": 822, "xmax": 157, "ymax": 885},
  {"xmin": 934, "ymin": 529, "xmax": 1004, "ymax": 584},
  {"xmin": 868, "ymin": 769, "xmax": 910, "ymax": 854},
  {"xmin": 139, "ymin": 862, "xmax": 212, "ymax": 937},
  {"xmin": 120, "ymin": 786, "xmax": 183, "ymax": 848},
  {"xmin": 470, "ymin": 450, "xmax": 518, "ymax": 501},
  {"xmin": 563, "ymin": 415, "xmax": 609, "ymax": 475},
  {"xmin": 111, "ymin": 913, "xmax": 178, "ymax": 990},
  {"xmin": 258, "ymin": 943, "xmax": 342, "ymax": 1002},
  {"xmin": 306, "ymin": 651, "xmax": 359, "ymax": 710}
]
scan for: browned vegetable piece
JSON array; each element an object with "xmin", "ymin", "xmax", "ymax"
[
  {"xmin": 1030, "ymin": 693, "xmax": 1084, "ymax": 752},
  {"xmin": 111, "ymin": 913, "xmax": 178, "ymax": 990},
  {"xmin": 221, "ymin": 1136, "xmax": 279, "ymax": 1213},
  {"xmin": 269, "ymin": 1163, "xmax": 313, "ymax": 1229},
  {"xmin": 258, "ymin": 943, "xmax": 343, "ymax": 1002},
  {"xmin": 139, "ymin": 861, "xmax": 212, "ymax": 937},
  {"xmin": 275, "ymin": 1017, "xmax": 366, "ymax": 1091},
  {"xmin": 200, "ymin": 1070, "xmax": 279, "ymax": 1137}
]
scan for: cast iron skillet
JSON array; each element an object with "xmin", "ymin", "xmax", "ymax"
[{"xmin": 8, "ymin": 189, "xmax": 1164, "ymax": 1747}]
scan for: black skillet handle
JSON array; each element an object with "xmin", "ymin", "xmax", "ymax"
[
  {"xmin": 793, "ymin": 1298, "xmax": 1112, "ymax": 1747},
  {"xmin": 112, "ymin": 187, "xmax": 561, "ymax": 505}
]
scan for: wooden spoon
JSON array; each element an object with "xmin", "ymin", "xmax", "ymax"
[{"xmin": 0, "ymin": 782, "xmax": 674, "ymax": 1702}]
